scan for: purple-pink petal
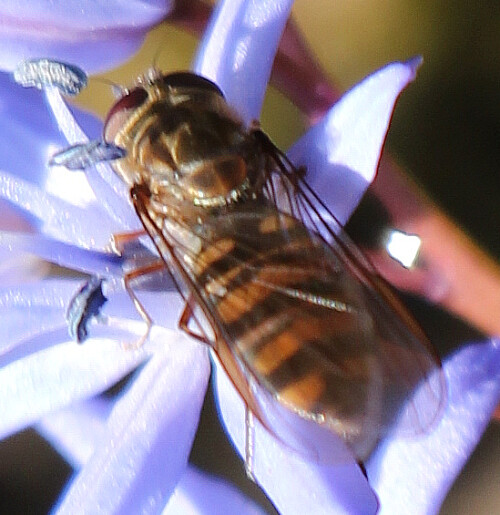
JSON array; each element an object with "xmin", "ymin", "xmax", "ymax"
[
  {"xmin": 0, "ymin": 0, "xmax": 172, "ymax": 73},
  {"xmin": 193, "ymin": 0, "xmax": 294, "ymax": 124},
  {"xmin": 288, "ymin": 58, "xmax": 422, "ymax": 225},
  {"xmin": 55, "ymin": 336, "xmax": 210, "ymax": 514}
]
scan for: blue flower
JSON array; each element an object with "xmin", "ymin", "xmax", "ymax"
[{"xmin": 0, "ymin": 1, "xmax": 498, "ymax": 513}]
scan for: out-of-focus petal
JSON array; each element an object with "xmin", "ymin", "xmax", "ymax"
[
  {"xmin": 288, "ymin": 58, "xmax": 422, "ymax": 225},
  {"xmin": 0, "ymin": 232, "xmax": 123, "ymax": 276},
  {"xmin": 0, "ymin": 280, "xmax": 73, "ymax": 357},
  {"xmin": 0, "ymin": 170, "xmax": 121, "ymax": 248},
  {"xmin": 165, "ymin": 466, "xmax": 265, "ymax": 515},
  {"xmin": 38, "ymin": 402, "xmax": 266, "ymax": 515},
  {"xmin": 55, "ymin": 335, "xmax": 210, "ymax": 515},
  {"xmin": 367, "ymin": 339, "xmax": 500, "ymax": 514},
  {"xmin": 212, "ymin": 357, "xmax": 378, "ymax": 515},
  {"xmin": 0, "ymin": 0, "xmax": 172, "ymax": 73},
  {"xmin": 193, "ymin": 0, "xmax": 294, "ymax": 124},
  {"xmin": 0, "ymin": 335, "xmax": 149, "ymax": 439},
  {"xmin": 0, "ymin": 70, "xmax": 100, "ymax": 188},
  {"xmin": 37, "ymin": 398, "xmax": 112, "ymax": 469}
]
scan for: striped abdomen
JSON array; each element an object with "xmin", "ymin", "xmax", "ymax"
[{"xmin": 191, "ymin": 200, "xmax": 381, "ymax": 445}]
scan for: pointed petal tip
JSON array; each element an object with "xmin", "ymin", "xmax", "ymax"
[{"xmin": 406, "ymin": 55, "xmax": 424, "ymax": 78}]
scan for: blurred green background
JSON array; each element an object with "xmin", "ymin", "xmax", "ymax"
[{"xmin": 1, "ymin": 1, "xmax": 499, "ymax": 513}]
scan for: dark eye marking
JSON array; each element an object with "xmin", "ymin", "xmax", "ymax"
[{"xmin": 162, "ymin": 72, "xmax": 224, "ymax": 98}]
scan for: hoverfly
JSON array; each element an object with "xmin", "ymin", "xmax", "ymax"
[{"xmin": 55, "ymin": 67, "xmax": 445, "ymax": 465}]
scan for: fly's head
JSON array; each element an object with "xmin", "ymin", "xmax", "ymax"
[{"xmin": 103, "ymin": 71, "xmax": 264, "ymax": 209}]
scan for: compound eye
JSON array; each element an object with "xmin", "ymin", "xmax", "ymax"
[
  {"xmin": 103, "ymin": 87, "xmax": 148, "ymax": 141},
  {"xmin": 162, "ymin": 72, "xmax": 224, "ymax": 98}
]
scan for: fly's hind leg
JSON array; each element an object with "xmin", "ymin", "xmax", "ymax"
[
  {"xmin": 179, "ymin": 301, "xmax": 256, "ymax": 478},
  {"xmin": 178, "ymin": 301, "xmax": 213, "ymax": 346}
]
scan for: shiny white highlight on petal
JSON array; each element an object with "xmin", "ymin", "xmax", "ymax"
[
  {"xmin": 385, "ymin": 229, "xmax": 421, "ymax": 269},
  {"xmin": 0, "ymin": 169, "xmax": 121, "ymax": 248},
  {"xmin": 242, "ymin": 0, "xmax": 291, "ymax": 28},
  {"xmin": 45, "ymin": 142, "xmax": 95, "ymax": 207}
]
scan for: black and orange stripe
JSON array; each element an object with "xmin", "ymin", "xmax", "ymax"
[{"xmin": 188, "ymin": 202, "xmax": 377, "ymax": 430}]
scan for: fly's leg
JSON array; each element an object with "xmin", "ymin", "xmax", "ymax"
[
  {"xmin": 110, "ymin": 230, "xmax": 147, "ymax": 255},
  {"xmin": 122, "ymin": 261, "xmax": 166, "ymax": 349},
  {"xmin": 179, "ymin": 301, "xmax": 256, "ymax": 479},
  {"xmin": 178, "ymin": 301, "xmax": 212, "ymax": 345},
  {"xmin": 245, "ymin": 406, "xmax": 256, "ymax": 481}
]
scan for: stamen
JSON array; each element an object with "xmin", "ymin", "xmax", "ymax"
[
  {"xmin": 13, "ymin": 59, "xmax": 87, "ymax": 96},
  {"xmin": 66, "ymin": 277, "xmax": 108, "ymax": 343},
  {"xmin": 49, "ymin": 141, "xmax": 126, "ymax": 171}
]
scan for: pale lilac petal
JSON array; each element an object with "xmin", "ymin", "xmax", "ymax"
[
  {"xmin": 0, "ymin": 0, "xmax": 172, "ymax": 72},
  {"xmin": 37, "ymin": 398, "xmax": 112, "ymax": 469},
  {"xmin": 39, "ymin": 402, "xmax": 265, "ymax": 515},
  {"xmin": 193, "ymin": 0, "xmax": 294, "ymax": 124},
  {"xmin": 0, "ymin": 70, "xmax": 100, "ymax": 188},
  {"xmin": 367, "ymin": 339, "xmax": 500, "ymax": 514},
  {"xmin": 0, "ymin": 254, "xmax": 49, "ymax": 285},
  {"xmin": 288, "ymin": 58, "xmax": 422, "ymax": 225},
  {"xmin": 45, "ymin": 87, "xmax": 141, "ymax": 230},
  {"xmin": 101, "ymin": 290, "xmax": 183, "ymax": 334},
  {"xmin": 0, "ymin": 169, "xmax": 121, "ymax": 248},
  {"xmin": 55, "ymin": 336, "xmax": 210, "ymax": 514},
  {"xmin": 164, "ymin": 466, "xmax": 265, "ymax": 515},
  {"xmin": 212, "ymin": 357, "xmax": 379, "ymax": 515},
  {"xmin": 0, "ymin": 279, "xmax": 183, "ymax": 358},
  {"xmin": 0, "ymin": 232, "xmax": 123, "ymax": 276},
  {"xmin": 0, "ymin": 280, "xmax": 79, "ymax": 358},
  {"xmin": 0, "ymin": 335, "xmax": 148, "ymax": 439}
]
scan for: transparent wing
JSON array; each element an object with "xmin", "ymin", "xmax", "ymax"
[
  {"xmin": 132, "ymin": 179, "xmax": 444, "ymax": 462},
  {"xmin": 259, "ymin": 131, "xmax": 446, "ymax": 439}
]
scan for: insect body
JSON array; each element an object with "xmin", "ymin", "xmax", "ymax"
[{"xmin": 99, "ymin": 69, "xmax": 444, "ymax": 462}]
